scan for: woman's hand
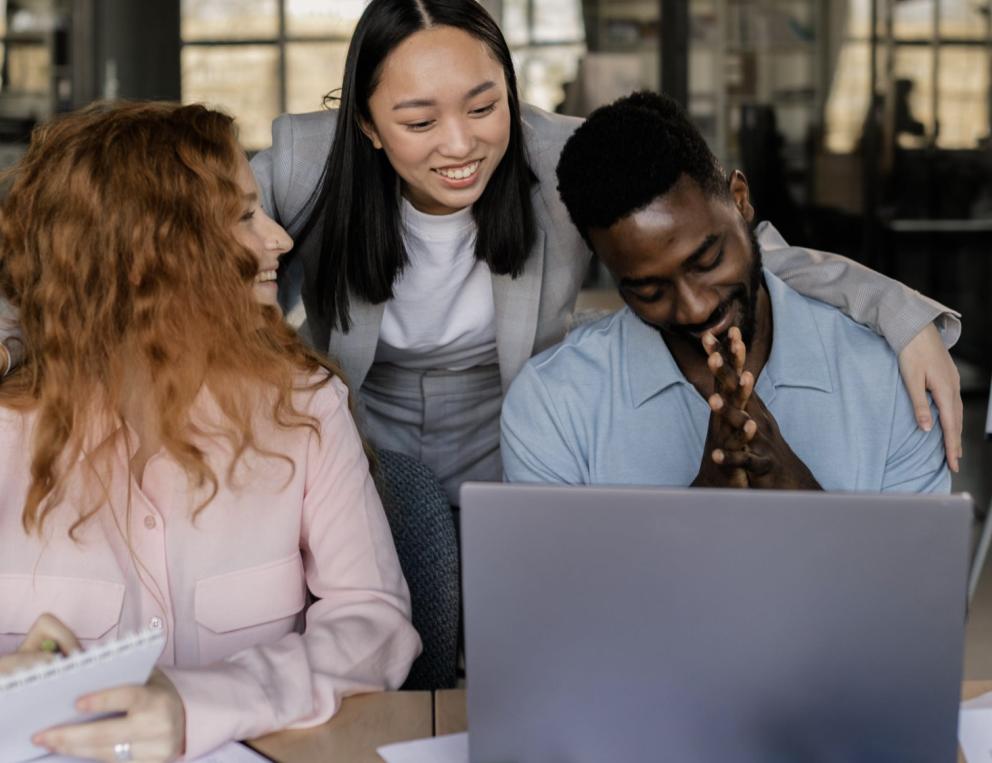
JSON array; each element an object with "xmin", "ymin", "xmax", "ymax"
[
  {"xmin": 0, "ymin": 613, "xmax": 81, "ymax": 675},
  {"xmin": 898, "ymin": 323, "xmax": 963, "ymax": 473},
  {"xmin": 33, "ymin": 669, "xmax": 186, "ymax": 763}
]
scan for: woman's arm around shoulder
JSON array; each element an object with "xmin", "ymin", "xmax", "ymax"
[
  {"xmin": 760, "ymin": 223, "xmax": 963, "ymax": 471},
  {"xmin": 250, "ymin": 110, "xmax": 339, "ymax": 233},
  {"xmin": 160, "ymin": 374, "xmax": 421, "ymax": 757}
]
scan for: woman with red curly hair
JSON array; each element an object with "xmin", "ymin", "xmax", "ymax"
[{"xmin": 0, "ymin": 102, "xmax": 420, "ymax": 761}]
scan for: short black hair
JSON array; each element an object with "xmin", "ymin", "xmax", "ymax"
[{"xmin": 556, "ymin": 91, "xmax": 728, "ymax": 241}]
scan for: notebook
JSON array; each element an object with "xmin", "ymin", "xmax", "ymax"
[{"xmin": 0, "ymin": 627, "xmax": 166, "ymax": 762}]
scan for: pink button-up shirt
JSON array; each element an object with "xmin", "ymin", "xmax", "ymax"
[{"xmin": 0, "ymin": 376, "xmax": 421, "ymax": 757}]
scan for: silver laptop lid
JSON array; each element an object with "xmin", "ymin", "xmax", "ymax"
[{"xmin": 460, "ymin": 484, "xmax": 971, "ymax": 763}]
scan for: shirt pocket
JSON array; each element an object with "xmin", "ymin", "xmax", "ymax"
[
  {"xmin": 0, "ymin": 574, "xmax": 124, "ymax": 655},
  {"xmin": 193, "ymin": 554, "xmax": 306, "ymax": 665}
]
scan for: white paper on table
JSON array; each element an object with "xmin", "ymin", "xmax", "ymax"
[
  {"xmin": 958, "ymin": 690, "xmax": 992, "ymax": 761},
  {"xmin": 39, "ymin": 741, "xmax": 270, "ymax": 763},
  {"xmin": 377, "ymin": 732, "xmax": 468, "ymax": 763}
]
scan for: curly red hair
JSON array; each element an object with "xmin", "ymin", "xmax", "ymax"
[{"xmin": 0, "ymin": 101, "xmax": 344, "ymax": 536}]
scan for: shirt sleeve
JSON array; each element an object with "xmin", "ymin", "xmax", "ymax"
[
  {"xmin": 249, "ymin": 113, "xmax": 297, "ymax": 228},
  {"xmin": 882, "ymin": 385, "xmax": 951, "ymax": 493},
  {"xmin": 501, "ymin": 363, "xmax": 587, "ymax": 485},
  {"xmin": 249, "ymin": 147, "xmax": 278, "ymax": 222},
  {"xmin": 250, "ymin": 117, "xmax": 307, "ymax": 323},
  {"xmin": 759, "ymin": 225, "xmax": 961, "ymax": 353},
  {"xmin": 162, "ymin": 377, "xmax": 421, "ymax": 758},
  {"xmin": 0, "ymin": 297, "xmax": 23, "ymax": 378}
]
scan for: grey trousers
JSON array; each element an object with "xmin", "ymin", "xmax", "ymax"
[{"xmin": 358, "ymin": 363, "xmax": 503, "ymax": 505}]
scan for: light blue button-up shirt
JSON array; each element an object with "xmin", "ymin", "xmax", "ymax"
[{"xmin": 501, "ymin": 268, "xmax": 949, "ymax": 493}]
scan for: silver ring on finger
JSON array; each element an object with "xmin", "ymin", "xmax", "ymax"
[{"xmin": 113, "ymin": 741, "xmax": 133, "ymax": 762}]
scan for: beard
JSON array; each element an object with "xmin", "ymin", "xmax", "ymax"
[{"xmin": 653, "ymin": 225, "xmax": 764, "ymax": 349}]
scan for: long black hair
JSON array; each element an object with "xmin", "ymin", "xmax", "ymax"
[{"xmin": 297, "ymin": 0, "xmax": 536, "ymax": 333}]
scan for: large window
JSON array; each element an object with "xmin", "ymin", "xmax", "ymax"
[
  {"xmin": 501, "ymin": 0, "xmax": 586, "ymax": 112},
  {"xmin": 180, "ymin": 0, "xmax": 584, "ymax": 151},
  {"xmin": 181, "ymin": 0, "xmax": 364, "ymax": 150},
  {"xmin": 824, "ymin": 0, "xmax": 990, "ymax": 152}
]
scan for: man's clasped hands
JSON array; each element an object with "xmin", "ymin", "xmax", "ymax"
[{"xmin": 691, "ymin": 327, "xmax": 821, "ymax": 491}]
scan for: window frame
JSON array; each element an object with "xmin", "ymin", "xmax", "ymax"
[
  {"xmin": 180, "ymin": 0, "xmax": 358, "ymax": 117},
  {"xmin": 179, "ymin": 0, "xmax": 587, "ymax": 141}
]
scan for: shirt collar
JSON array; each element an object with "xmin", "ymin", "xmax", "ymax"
[
  {"xmin": 75, "ymin": 413, "xmax": 131, "ymax": 466},
  {"xmin": 622, "ymin": 308, "xmax": 688, "ymax": 408},
  {"xmin": 622, "ymin": 264, "xmax": 834, "ymax": 409},
  {"xmin": 760, "ymin": 268, "xmax": 834, "ymax": 396}
]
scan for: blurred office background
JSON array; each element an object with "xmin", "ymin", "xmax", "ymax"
[
  {"xmin": 3, "ymin": 0, "xmax": 992, "ymax": 669},
  {"xmin": 9, "ymin": 0, "xmax": 988, "ymax": 358}
]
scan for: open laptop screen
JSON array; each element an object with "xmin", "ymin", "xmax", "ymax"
[{"xmin": 461, "ymin": 484, "xmax": 970, "ymax": 763}]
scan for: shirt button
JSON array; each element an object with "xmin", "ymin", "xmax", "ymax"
[
  {"xmin": 143, "ymin": 515, "xmax": 156, "ymax": 529},
  {"xmin": 149, "ymin": 616, "xmax": 163, "ymax": 630}
]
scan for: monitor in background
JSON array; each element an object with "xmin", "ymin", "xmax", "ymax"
[{"xmin": 460, "ymin": 483, "xmax": 971, "ymax": 763}]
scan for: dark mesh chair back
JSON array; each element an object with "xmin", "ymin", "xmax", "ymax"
[{"xmin": 374, "ymin": 448, "xmax": 460, "ymax": 689}]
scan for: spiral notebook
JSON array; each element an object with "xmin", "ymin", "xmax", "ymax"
[{"xmin": 0, "ymin": 626, "xmax": 166, "ymax": 763}]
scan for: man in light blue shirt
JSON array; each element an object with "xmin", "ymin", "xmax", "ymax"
[{"xmin": 501, "ymin": 92, "xmax": 948, "ymax": 493}]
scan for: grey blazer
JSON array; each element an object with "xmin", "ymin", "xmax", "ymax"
[
  {"xmin": 249, "ymin": 104, "xmax": 959, "ymax": 393},
  {"xmin": 252, "ymin": 104, "xmax": 589, "ymax": 393}
]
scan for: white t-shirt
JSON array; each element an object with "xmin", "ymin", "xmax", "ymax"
[{"xmin": 375, "ymin": 199, "xmax": 498, "ymax": 371}]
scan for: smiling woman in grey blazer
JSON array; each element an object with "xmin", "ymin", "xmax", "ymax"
[{"xmin": 246, "ymin": 0, "xmax": 960, "ymax": 503}]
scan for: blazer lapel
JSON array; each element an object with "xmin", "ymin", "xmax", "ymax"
[
  {"xmin": 296, "ymin": 217, "xmax": 384, "ymax": 390},
  {"xmin": 326, "ymin": 295, "xmax": 385, "ymax": 390},
  {"xmin": 493, "ymin": 224, "xmax": 545, "ymax": 393}
]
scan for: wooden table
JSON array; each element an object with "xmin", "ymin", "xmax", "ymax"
[
  {"xmin": 434, "ymin": 688, "xmax": 468, "ymax": 736},
  {"xmin": 248, "ymin": 691, "xmax": 432, "ymax": 763},
  {"xmin": 247, "ymin": 683, "xmax": 992, "ymax": 762},
  {"xmin": 962, "ymin": 680, "xmax": 992, "ymax": 701}
]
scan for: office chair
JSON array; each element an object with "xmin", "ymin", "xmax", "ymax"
[
  {"xmin": 967, "ymin": 376, "xmax": 992, "ymax": 604},
  {"xmin": 373, "ymin": 448, "xmax": 460, "ymax": 690}
]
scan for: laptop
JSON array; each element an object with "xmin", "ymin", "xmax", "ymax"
[{"xmin": 459, "ymin": 483, "xmax": 972, "ymax": 763}]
